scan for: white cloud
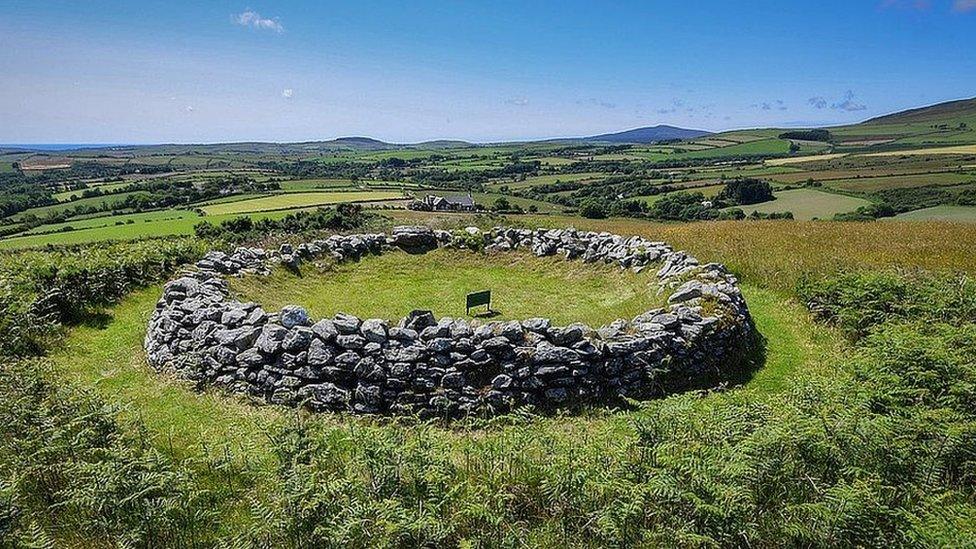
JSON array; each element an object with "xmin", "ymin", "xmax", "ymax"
[
  {"xmin": 185, "ymin": 105, "xmax": 194, "ymax": 113},
  {"xmin": 808, "ymin": 96, "xmax": 828, "ymax": 109},
  {"xmin": 954, "ymin": 0, "xmax": 976, "ymax": 11},
  {"xmin": 505, "ymin": 97, "xmax": 529, "ymax": 107},
  {"xmin": 233, "ymin": 10, "xmax": 284, "ymax": 33},
  {"xmin": 832, "ymin": 90, "xmax": 867, "ymax": 112},
  {"xmin": 282, "ymin": 88, "xmax": 294, "ymax": 99}
]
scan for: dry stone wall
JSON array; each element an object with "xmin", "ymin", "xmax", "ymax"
[{"xmin": 145, "ymin": 226, "xmax": 756, "ymax": 418}]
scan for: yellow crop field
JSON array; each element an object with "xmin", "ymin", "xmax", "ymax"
[
  {"xmin": 199, "ymin": 191, "xmax": 404, "ymax": 216},
  {"xmin": 765, "ymin": 153, "xmax": 847, "ymax": 166}
]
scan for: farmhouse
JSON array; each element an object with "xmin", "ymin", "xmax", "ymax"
[{"xmin": 411, "ymin": 193, "xmax": 477, "ymax": 212}]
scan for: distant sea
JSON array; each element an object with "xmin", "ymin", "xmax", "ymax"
[{"xmin": 0, "ymin": 144, "xmax": 132, "ymax": 151}]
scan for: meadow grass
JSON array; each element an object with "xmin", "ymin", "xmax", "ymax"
[
  {"xmin": 865, "ymin": 144, "xmax": 976, "ymax": 156},
  {"xmin": 727, "ymin": 188, "xmax": 873, "ymax": 220},
  {"xmin": 52, "ymin": 181, "xmax": 133, "ymax": 201},
  {"xmin": 486, "ymin": 172, "xmax": 604, "ymax": 191},
  {"xmin": 11, "ymin": 190, "xmax": 151, "ymax": 220},
  {"xmin": 891, "ymin": 205, "xmax": 976, "ymax": 222},
  {"xmin": 765, "ymin": 153, "xmax": 848, "ymax": 166},
  {"xmin": 199, "ymin": 191, "xmax": 405, "ymax": 215},
  {"xmin": 825, "ymin": 171, "xmax": 976, "ymax": 192},
  {"xmin": 40, "ymin": 215, "xmax": 976, "ymax": 544},
  {"xmin": 228, "ymin": 249, "xmax": 667, "ymax": 327}
]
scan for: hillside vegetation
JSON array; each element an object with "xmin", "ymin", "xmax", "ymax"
[{"xmin": 1, "ymin": 216, "xmax": 976, "ymax": 545}]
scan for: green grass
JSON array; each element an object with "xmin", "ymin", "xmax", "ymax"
[
  {"xmin": 18, "ymin": 209, "xmax": 201, "ymax": 236},
  {"xmin": 891, "ymin": 205, "xmax": 976, "ymax": 222},
  {"xmin": 731, "ymin": 188, "xmax": 873, "ymax": 220},
  {"xmin": 487, "ymin": 172, "xmax": 604, "ymax": 191},
  {"xmin": 0, "ymin": 208, "xmax": 296, "ymax": 249},
  {"xmin": 825, "ymin": 172, "xmax": 976, "ymax": 192},
  {"xmin": 12, "ymin": 190, "xmax": 151, "ymax": 220},
  {"xmin": 199, "ymin": 191, "xmax": 405, "ymax": 215},
  {"xmin": 228, "ymin": 249, "xmax": 664, "ymax": 327},
  {"xmin": 49, "ymin": 274, "xmax": 831, "ymax": 469},
  {"xmin": 52, "ymin": 182, "xmax": 133, "ymax": 202},
  {"xmin": 673, "ymin": 138, "xmax": 799, "ymax": 160}
]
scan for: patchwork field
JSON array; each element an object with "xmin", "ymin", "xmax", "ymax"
[
  {"xmin": 199, "ymin": 190, "xmax": 405, "ymax": 215},
  {"xmin": 865, "ymin": 144, "xmax": 976, "ymax": 156},
  {"xmin": 765, "ymin": 153, "xmax": 847, "ymax": 166},
  {"xmin": 727, "ymin": 188, "xmax": 872, "ymax": 220},
  {"xmin": 824, "ymin": 172, "xmax": 976, "ymax": 192},
  {"xmin": 890, "ymin": 205, "xmax": 976, "ymax": 222}
]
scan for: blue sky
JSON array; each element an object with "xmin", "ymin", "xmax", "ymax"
[{"xmin": 1, "ymin": 0, "xmax": 975, "ymax": 143}]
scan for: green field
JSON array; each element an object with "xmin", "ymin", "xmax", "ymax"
[
  {"xmin": 891, "ymin": 205, "xmax": 976, "ymax": 222},
  {"xmin": 229, "ymin": 249, "xmax": 664, "ymax": 327},
  {"xmin": 0, "ymin": 209, "xmax": 302, "ymax": 249},
  {"xmin": 52, "ymin": 182, "xmax": 133, "ymax": 202},
  {"xmin": 825, "ymin": 172, "xmax": 976, "ymax": 192},
  {"xmin": 728, "ymin": 188, "xmax": 873, "ymax": 220},
  {"xmin": 199, "ymin": 190, "xmax": 405, "ymax": 215},
  {"xmin": 12, "ymin": 190, "xmax": 151, "ymax": 220},
  {"xmin": 488, "ymin": 172, "xmax": 604, "ymax": 191}
]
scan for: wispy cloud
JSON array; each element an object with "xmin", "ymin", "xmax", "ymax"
[
  {"xmin": 832, "ymin": 90, "xmax": 867, "ymax": 111},
  {"xmin": 233, "ymin": 10, "xmax": 284, "ymax": 33},
  {"xmin": 282, "ymin": 88, "xmax": 294, "ymax": 99},
  {"xmin": 808, "ymin": 96, "xmax": 828, "ymax": 109},
  {"xmin": 577, "ymin": 98, "xmax": 616, "ymax": 109},
  {"xmin": 953, "ymin": 0, "xmax": 976, "ymax": 11},
  {"xmin": 751, "ymin": 100, "xmax": 787, "ymax": 111},
  {"xmin": 656, "ymin": 99, "xmax": 684, "ymax": 114},
  {"xmin": 505, "ymin": 97, "xmax": 529, "ymax": 107}
]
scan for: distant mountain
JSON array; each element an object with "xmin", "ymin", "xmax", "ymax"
[
  {"xmin": 862, "ymin": 97, "xmax": 976, "ymax": 126},
  {"xmin": 583, "ymin": 125, "xmax": 713, "ymax": 144}
]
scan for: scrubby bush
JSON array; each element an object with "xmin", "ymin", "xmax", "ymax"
[
  {"xmin": 194, "ymin": 203, "xmax": 370, "ymax": 243},
  {"xmin": 0, "ymin": 238, "xmax": 205, "ymax": 355}
]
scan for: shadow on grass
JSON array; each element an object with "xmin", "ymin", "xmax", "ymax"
[{"xmin": 76, "ymin": 311, "xmax": 114, "ymax": 330}]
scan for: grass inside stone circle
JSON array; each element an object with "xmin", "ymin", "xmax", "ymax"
[{"xmin": 227, "ymin": 249, "xmax": 668, "ymax": 327}]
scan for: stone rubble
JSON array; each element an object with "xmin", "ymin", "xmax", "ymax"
[{"xmin": 145, "ymin": 226, "xmax": 755, "ymax": 418}]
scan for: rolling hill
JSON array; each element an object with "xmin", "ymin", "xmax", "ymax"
[{"xmin": 583, "ymin": 125, "xmax": 713, "ymax": 144}]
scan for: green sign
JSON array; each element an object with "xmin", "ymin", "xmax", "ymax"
[{"xmin": 466, "ymin": 290, "xmax": 491, "ymax": 315}]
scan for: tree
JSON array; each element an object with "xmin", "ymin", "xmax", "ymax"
[
  {"xmin": 579, "ymin": 199, "xmax": 608, "ymax": 219},
  {"xmin": 492, "ymin": 197, "xmax": 511, "ymax": 211},
  {"xmin": 717, "ymin": 178, "xmax": 774, "ymax": 206}
]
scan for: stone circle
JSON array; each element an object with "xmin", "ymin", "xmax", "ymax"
[{"xmin": 145, "ymin": 226, "xmax": 756, "ymax": 418}]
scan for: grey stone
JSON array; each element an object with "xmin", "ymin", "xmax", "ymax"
[
  {"xmin": 333, "ymin": 313, "xmax": 361, "ymax": 334},
  {"xmin": 307, "ymin": 339, "xmax": 334, "ymax": 366},
  {"xmin": 311, "ymin": 319, "xmax": 338, "ymax": 342},
  {"xmin": 280, "ymin": 305, "xmax": 310, "ymax": 328},
  {"xmin": 282, "ymin": 326, "xmax": 314, "ymax": 352},
  {"xmin": 360, "ymin": 318, "xmax": 388, "ymax": 343}
]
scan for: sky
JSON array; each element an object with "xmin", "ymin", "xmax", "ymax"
[{"xmin": 1, "ymin": 0, "xmax": 975, "ymax": 143}]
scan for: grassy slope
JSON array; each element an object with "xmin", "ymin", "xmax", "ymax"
[
  {"xmin": 45, "ymin": 217, "xmax": 976, "ymax": 539},
  {"xmin": 730, "ymin": 188, "xmax": 873, "ymax": 220},
  {"xmin": 229, "ymin": 249, "xmax": 666, "ymax": 327},
  {"xmin": 891, "ymin": 205, "xmax": 976, "ymax": 222}
]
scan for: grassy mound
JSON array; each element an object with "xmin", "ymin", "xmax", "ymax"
[{"xmin": 228, "ymin": 249, "xmax": 666, "ymax": 326}]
